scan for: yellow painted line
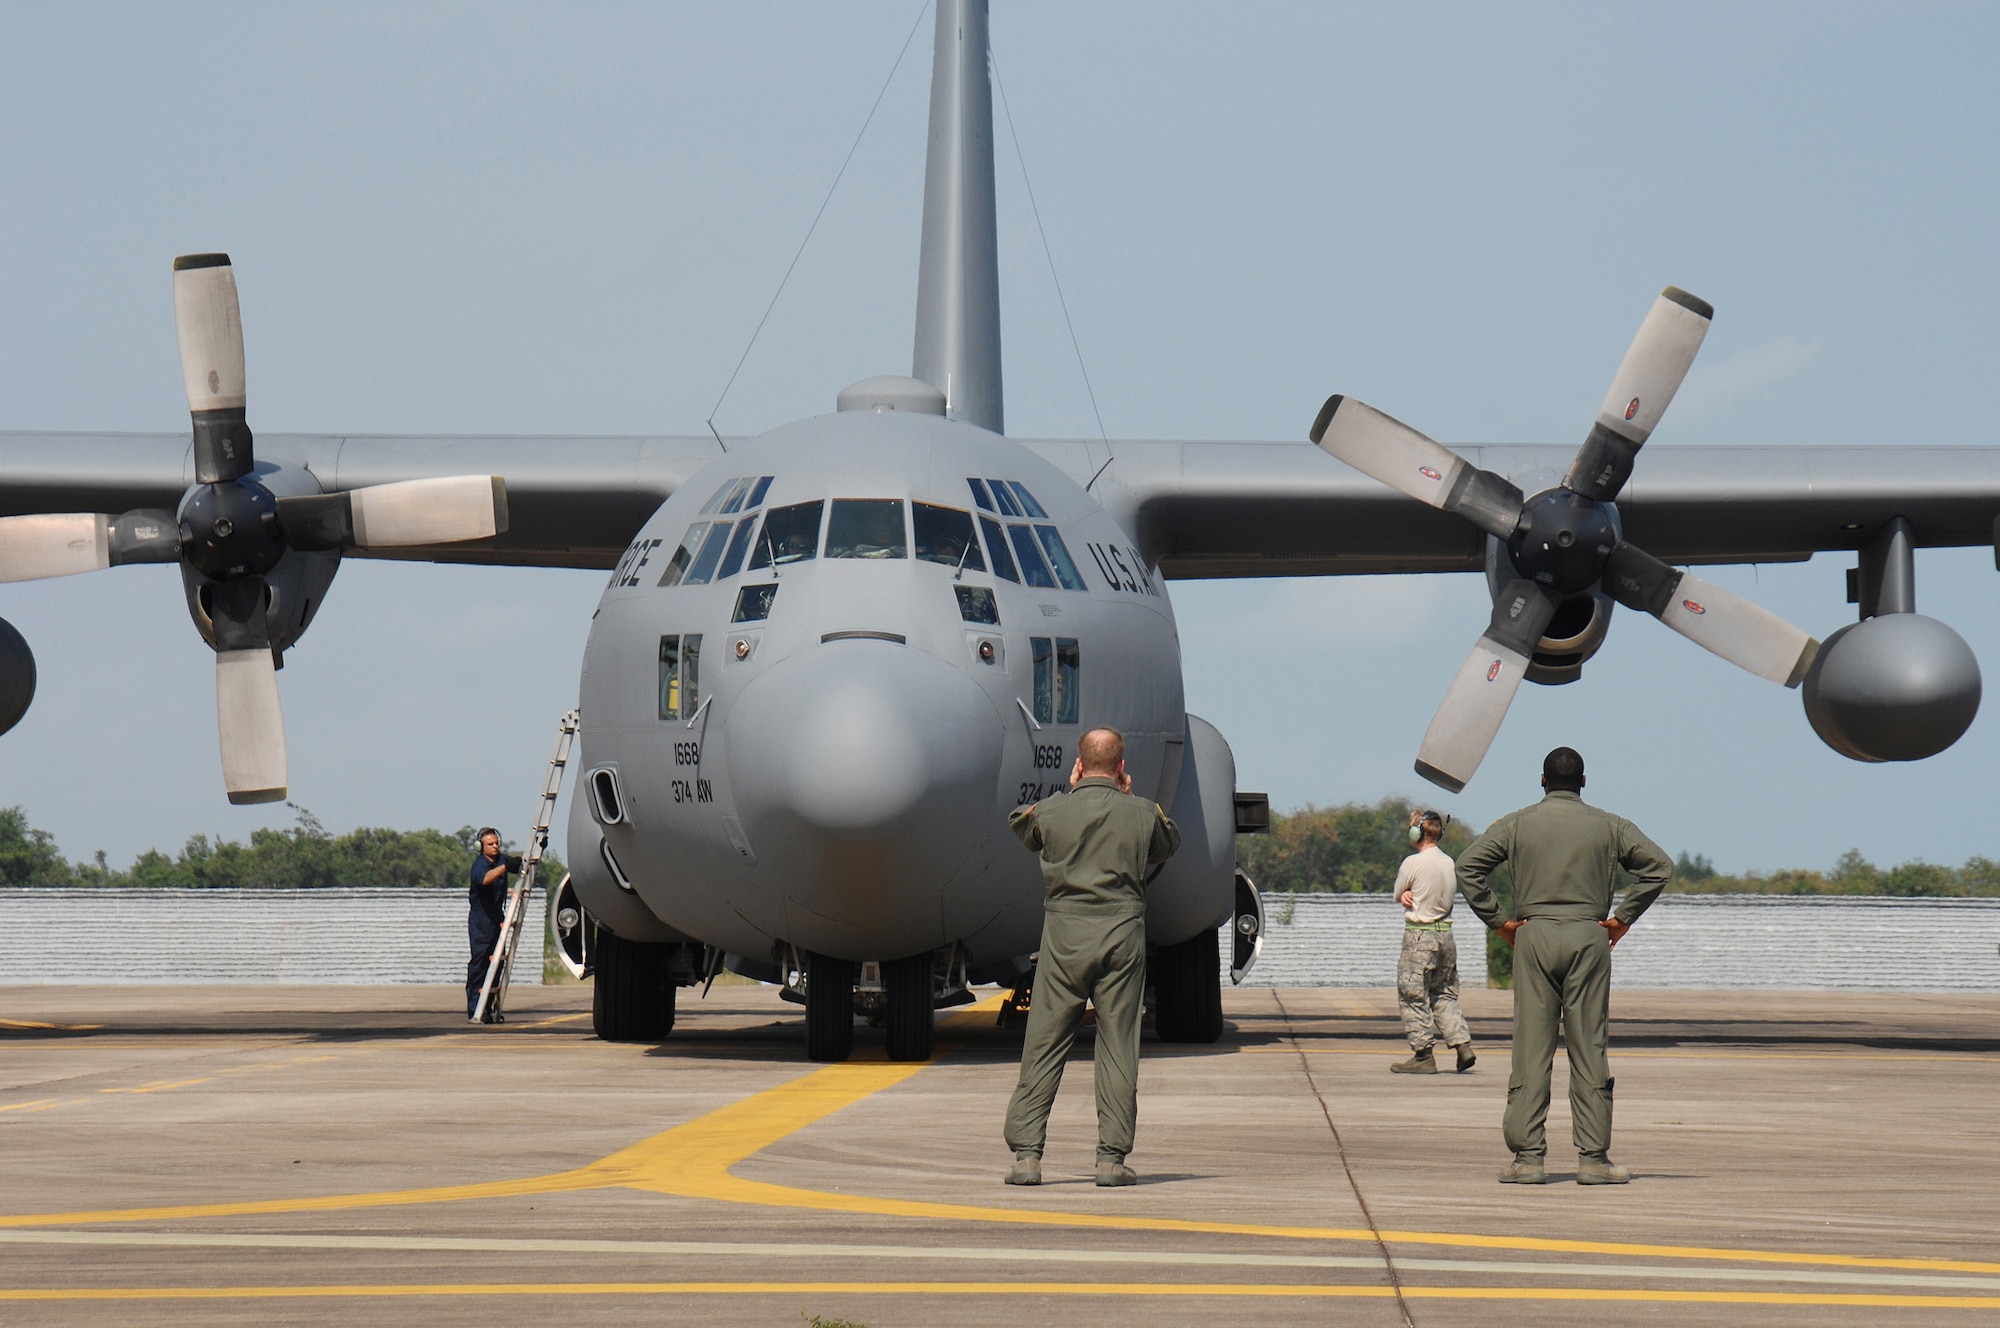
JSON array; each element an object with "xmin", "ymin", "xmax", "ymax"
[
  {"xmin": 0, "ymin": 1019, "xmax": 102, "ymax": 1031},
  {"xmin": 99, "ymin": 1077, "xmax": 215, "ymax": 1095},
  {"xmin": 524, "ymin": 1012, "xmax": 591, "ymax": 1027},
  {"xmin": 3, "ymin": 1282, "xmax": 1999, "ymax": 1308},
  {"xmin": 6, "ymin": 990, "xmax": 1997, "ymax": 1283},
  {"xmin": 0, "ymin": 1100, "xmax": 60, "ymax": 1114}
]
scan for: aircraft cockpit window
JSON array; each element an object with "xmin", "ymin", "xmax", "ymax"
[
  {"xmin": 682, "ymin": 521, "xmax": 734, "ymax": 585},
  {"xmin": 1029, "ymin": 637, "xmax": 1081, "ymax": 725},
  {"xmin": 1035, "ymin": 527, "xmax": 1089, "ymax": 591},
  {"xmin": 747, "ymin": 500, "xmax": 824, "ymax": 570},
  {"xmin": 698, "ymin": 480, "xmax": 739, "ymax": 515},
  {"xmin": 733, "ymin": 583, "xmax": 778, "ymax": 623},
  {"xmin": 987, "ymin": 480, "xmax": 1023, "ymax": 517},
  {"xmin": 658, "ymin": 633, "xmax": 702, "ymax": 719},
  {"xmin": 656, "ymin": 521, "xmax": 710, "ymax": 588},
  {"xmin": 718, "ymin": 477, "xmax": 757, "ymax": 514},
  {"xmin": 978, "ymin": 515, "xmax": 1018, "ymax": 582},
  {"xmin": 1008, "ymin": 524, "xmax": 1057, "ymax": 589},
  {"xmin": 913, "ymin": 503, "xmax": 985, "ymax": 571},
  {"xmin": 1007, "ymin": 482, "xmax": 1049, "ymax": 518},
  {"xmin": 966, "ymin": 478, "xmax": 995, "ymax": 512},
  {"xmin": 716, "ymin": 518, "xmax": 759, "ymax": 580},
  {"xmin": 825, "ymin": 499, "xmax": 908, "ymax": 559},
  {"xmin": 745, "ymin": 475, "xmax": 774, "ymax": 508},
  {"xmin": 954, "ymin": 585, "xmax": 999, "ymax": 625}
]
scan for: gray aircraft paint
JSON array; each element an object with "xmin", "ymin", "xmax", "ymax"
[{"xmin": 574, "ymin": 397, "xmax": 1196, "ymax": 970}]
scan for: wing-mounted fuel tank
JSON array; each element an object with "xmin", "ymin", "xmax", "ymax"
[
  {"xmin": 1145, "ymin": 713, "xmax": 1240, "ymax": 946},
  {"xmin": 1485, "ymin": 535, "xmax": 1614, "ymax": 685},
  {"xmin": 1803, "ymin": 517, "xmax": 1981, "ymax": 761},
  {"xmin": 0, "ymin": 618, "xmax": 34, "ymax": 736},
  {"xmin": 563, "ymin": 782, "xmax": 693, "ymax": 944}
]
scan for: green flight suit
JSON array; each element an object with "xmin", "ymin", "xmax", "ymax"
[
  {"xmin": 1004, "ymin": 776, "xmax": 1181, "ymax": 1162},
  {"xmin": 1456, "ymin": 790, "xmax": 1671, "ymax": 1160}
]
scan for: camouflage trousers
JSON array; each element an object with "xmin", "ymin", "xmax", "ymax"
[{"xmin": 1397, "ymin": 927, "xmax": 1470, "ymax": 1054}]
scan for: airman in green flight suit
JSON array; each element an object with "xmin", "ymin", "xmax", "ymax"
[
  {"xmin": 1456, "ymin": 746, "xmax": 1673, "ymax": 1186},
  {"xmin": 1003, "ymin": 726, "xmax": 1180, "ymax": 1188}
]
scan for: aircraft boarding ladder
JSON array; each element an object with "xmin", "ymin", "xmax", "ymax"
[{"xmin": 473, "ymin": 708, "xmax": 579, "ymax": 1024}]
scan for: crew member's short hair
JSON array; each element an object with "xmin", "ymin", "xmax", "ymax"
[
  {"xmin": 1418, "ymin": 809, "xmax": 1444, "ymax": 833},
  {"xmin": 1542, "ymin": 746, "xmax": 1585, "ymax": 791},
  {"xmin": 1077, "ymin": 727, "xmax": 1125, "ymax": 773},
  {"xmin": 476, "ymin": 826, "xmax": 501, "ymax": 846}
]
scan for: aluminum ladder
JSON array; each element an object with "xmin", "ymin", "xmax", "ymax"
[{"xmin": 473, "ymin": 708, "xmax": 579, "ymax": 1023}]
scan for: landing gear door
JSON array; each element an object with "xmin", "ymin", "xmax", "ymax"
[
  {"xmin": 549, "ymin": 873, "xmax": 593, "ymax": 979},
  {"xmin": 1230, "ymin": 870, "xmax": 1263, "ymax": 985}
]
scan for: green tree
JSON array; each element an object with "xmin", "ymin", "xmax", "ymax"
[{"xmin": 0, "ymin": 807, "xmax": 73, "ymax": 885}]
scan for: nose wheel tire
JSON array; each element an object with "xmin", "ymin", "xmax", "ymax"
[
  {"xmin": 1152, "ymin": 927, "xmax": 1224, "ymax": 1044},
  {"xmin": 805, "ymin": 952, "xmax": 857, "ymax": 1062},
  {"xmin": 883, "ymin": 953, "xmax": 935, "ymax": 1062},
  {"xmin": 591, "ymin": 926, "xmax": 675, "ymax": 1042}
]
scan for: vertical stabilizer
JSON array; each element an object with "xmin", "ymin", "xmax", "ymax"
[{"xmin": 913, "ymin": 0, "xmax": 1003, "ymax": 434}]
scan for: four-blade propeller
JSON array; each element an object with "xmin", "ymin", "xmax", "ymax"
[
  {"xmin": 0, "ymin": 254, "xmax": 509, "ymax": 804},
  {"xmin": 1312, "ymin": 287, "xmax": 1820, "ymax": 793}
]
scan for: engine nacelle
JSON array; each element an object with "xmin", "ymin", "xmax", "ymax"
[
  {"xmin": 1484, "ymin": 537, "xmax": 1614, "ymax": 685},
  {"xmin": 1145, "ymin": 713, "xmax": 1239, "ymax": 947},
  {"xmin": 0, "ymin": 617, "xmax": 35, "ymax": 736},
  {"xmin": 1803, "ymin": 613, "xmax": 1981, "ymax": 762},
  {"xmin": 177, "ymin": 460, "xmax": 342, "ymax": 657}
]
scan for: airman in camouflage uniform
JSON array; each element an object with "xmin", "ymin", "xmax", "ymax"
[
  {"xmin": 1457, "ymin": 747, "xmax": 1672, "ymax": 1185},
  {"xmin": 1003, "ymin": 726, "xmax": 1180, "ymax": 1188}
]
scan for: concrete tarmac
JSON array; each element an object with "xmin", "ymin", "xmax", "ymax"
[{"xmin": 3, "ymin": 981, "xmax": 1998, "ymax": 1326}]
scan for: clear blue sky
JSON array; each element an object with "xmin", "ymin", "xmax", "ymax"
[{"xmin": 2, "ymin": 3, "xmax": 1996, "ymax": 874}]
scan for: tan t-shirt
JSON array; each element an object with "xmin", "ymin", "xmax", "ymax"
[{"xmin": 1396, "ymin": 844, "xmax": 1456, "ymax": 923}]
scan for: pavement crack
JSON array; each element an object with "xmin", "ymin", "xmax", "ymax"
[{"xmin": 1273, "ymin": 989, "xmax": 1415, "ymax": 1328}]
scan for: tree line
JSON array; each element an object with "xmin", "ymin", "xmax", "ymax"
[{"xmin": 0, "ymin": 806, "xmax": 565, "ymax": 890}]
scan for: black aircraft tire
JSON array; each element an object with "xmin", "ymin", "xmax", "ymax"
[
  {"xmin": 883, "ymin": 953, "xmax": 935, "ymax": 1062},
  {"xmin": 1153, "ymin": 927, "xmax": 1224, "ymax": 1044},
  {"xmin": 805, "ymin": 952, "xmax": 857, "ymax": 1063},
  {"xmin": 592, "ymin": 927, "xmax": 675, "ymax": 1042}
]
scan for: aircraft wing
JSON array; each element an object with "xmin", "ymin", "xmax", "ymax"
[
  {"xmin": 1025, "ymin": 439, "xmax": 2000, "ymax": 578},
  {"xmin": 0, "ymin": 431, "xmax": 723, "ymax": 569}
]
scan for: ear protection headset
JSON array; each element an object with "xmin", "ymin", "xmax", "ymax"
[{"xmin": 1408, "ymin": 811, "xmax": 1449, "ymax": 844}]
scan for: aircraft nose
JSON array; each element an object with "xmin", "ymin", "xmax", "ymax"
[{"xmin": 726, "ymin": 639, "xmax": 1004, "ymax": 955}]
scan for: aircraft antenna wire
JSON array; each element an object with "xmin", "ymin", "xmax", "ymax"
[
  {"xmin": 989, "ymin": 48, "xmax": 1114, "ymax": 488},
  {"xmin": 706, "ymin": 0, "xmax": 935, "ymax": 434}
]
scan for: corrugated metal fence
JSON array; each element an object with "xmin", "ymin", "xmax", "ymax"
[
  {"xmin": 4, "ymin": 887, "xmax": 1997, "ymax": 990},
  {"xmin": 0, "ymin": 887, "xmax": 544, "ymax": 985},
  {"xmin": 1237, "ymin": 892, "xmax": 2000, "ymax": 990}
]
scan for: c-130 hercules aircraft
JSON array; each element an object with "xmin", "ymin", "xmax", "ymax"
[{"xmin": 3, "ymin": 0, "xmax": 1998, "ymax": 1062}]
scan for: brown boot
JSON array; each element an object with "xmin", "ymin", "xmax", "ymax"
[
  {"xmin": 1497, "ymin": 1153, "xmax": 1547, "ymax": 1184},
  {"xmin": 1003, "ymin": 1152, "xmax": 1042, "ymax": 1186},
  {"xmin": 1454, "ymin": 1043, "xmax": 1476, "ymax": 1072},
  {"xmin": 1095, "ymin": 1157, "xmax": 1137, "ymax": 1187},
  {"xmin": 1390, "ymin": 1049, "xmax": 1437, "ymax": 1074},
  {"xmin": 1577, "ymin": 1153, "xmax": 1630, "ymax": 1185}
]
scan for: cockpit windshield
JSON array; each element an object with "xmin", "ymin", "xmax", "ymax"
[
  {"xmin": 825, "ymin": 499, "xmax": 908, "ymax": 559},
  {"xmin": 913, "ymin": 503, "xmax": 985, "ymax": 571},
  {"xmin": 747, "ymin": 500, "xmax": 824, "ymax": 570}
]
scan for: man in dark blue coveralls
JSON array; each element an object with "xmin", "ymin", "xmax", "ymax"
[{"xmin": 467, "ymin": 827, "xmax": 522, "ymax": 1022}]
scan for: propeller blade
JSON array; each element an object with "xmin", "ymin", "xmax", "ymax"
[
  {"xmin": 1563, "ymin": 286, "xmax": 1713, "ymax": 501},
  {"xmin": 1414, "ymin": 578, "xmax": 1561, "ymax": 793},
  {"xmin": 1312, "ymin": 395, "xmax": 1524, "ymax": 539},
  {"xmin": 207, "ymin": 576, "xmax": 287, "ymax": 804},
  {"xmin": 173, "ymin": 253, "xmax": 255, "ymax": 485},
  {"xmin": 277, "ymin": 476, "xmax": 509, "ymax": 551},
  {"xmin": 0, "ymin": 513, "xmax": 109, "ymax": 582},
  {"xmin": 1603, "ymin": 541, "xmax": 1819, "ymax": 687}
]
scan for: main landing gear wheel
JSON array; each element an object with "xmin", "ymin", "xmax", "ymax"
[
  {"xmin": 883, "ymin": 952, "xmax": 935, "ymax": 1062},
  {"xmin": 805, "ymin": 951, "xmax": 857, "ymax": 1062},
  {"xmin": 1152, "ymin": 927, "xmax": 1224, "ymax": 1044},
  {"xmin": 591, "ymin": 926, "xmax": 675, "ymax": 1042}
]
